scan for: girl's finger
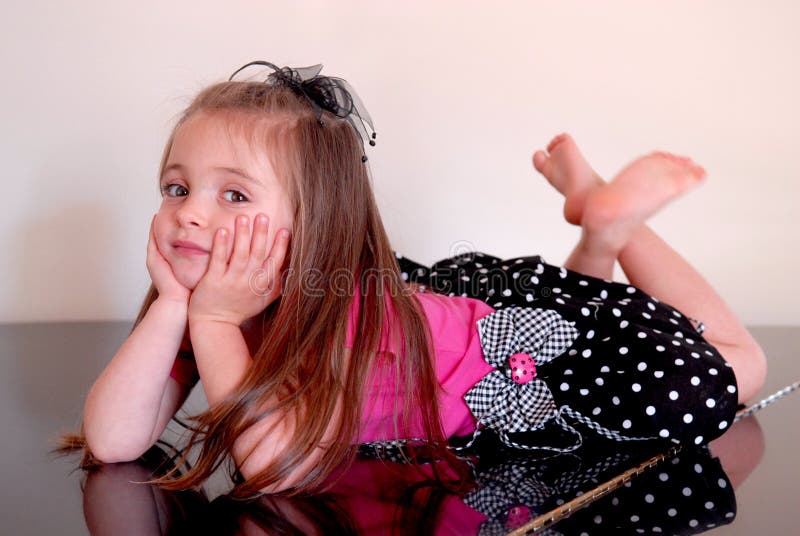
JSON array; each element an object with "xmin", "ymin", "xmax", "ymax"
[
  {"xmin": 255, "ymin": 229, "xmax": 290, "ymax": 299},
  {"xmin": 208, "ymin": 227, "xmax": 229, "ymax": 277},
  {"xmin": 229, "ymin": 215, "xmax": 251, "ymax": 272},
  {"xmin": 249, "ymin": 213, "xmax": 269, "ymax": 268}
]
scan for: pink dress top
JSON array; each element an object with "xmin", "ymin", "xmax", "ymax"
[{"xmin": 345, "ymin": 289, "xmax": 496, "ymax": 443}]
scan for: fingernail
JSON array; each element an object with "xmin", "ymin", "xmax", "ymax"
[
  {"xmin": 258, "ymin": 214, "xmax": 268, "ymax": 224},
  {"xmin": 239, "ymin": 215, "xmax": 248, "ymax": 226}
]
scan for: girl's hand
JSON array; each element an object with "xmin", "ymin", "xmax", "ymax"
[
  {"xmin": 188, "ymin": 213, "xmax": 291, "ymax": 326},
  {"xmin": 146, "ymin": 214, "xmax": 190, "ymax": 305}
]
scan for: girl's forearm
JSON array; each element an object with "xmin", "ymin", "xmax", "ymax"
[
  {"xmin": 83, "ymin": 298, "xmax": 187, "ymax": 462},
  {"xmin": 187, "ymin": 319, "xmax": 252, "ymax": 406}
]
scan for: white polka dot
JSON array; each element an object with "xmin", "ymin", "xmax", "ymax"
[
  {"xmin": 526, "ymin": 293, "xmax": 534, "ymax": 302},
  {"xmin": 709, "ymin": 368, "xmax": 718, "ymax": 376},
  {"xmin": 727, "ymin": 385, "xmax": 737, "ymax": 393},
  {"xmin": 564, "ymin": 369, "xmax": 573, "ymax": 375},
  {"xmin": 612, "ymin": 396, "xmax": 621, "ymax": 405},
  {"xmin": 578, "ymin": 280, "xmax": 588, "ymax": 286},
  {"xmin": 690, "ymin": 376, "xmax": 700, "ymax": 386},
  {"xmin": 682, "ymin": 487, "xmax": 692, "ymax": 497},
  {"xmin": 632, "ymin": 383, "xmax": 642, "ymax": 392},
  {"xmin": 669, "ymin": 391, "xmax": 679, "ymax": 400},
  {"xmin": 503, "ymin": 289, "xmax": 512, "ymax": 296},
  {"xmin": 556, "ymin": 298, "xmax": 565, "ymax": 305},
  {"xmin": 718, "ymin": 478, "xmax": 727, "ymax": 489},
  {"xmin": 646, "ymin": 406, "xmax": 656, "ymax": 416},
  {"xmin": 630, "ymin": 514, "xmax": 639, "ymax": 522},
  {"xmin": 581, "ymin": 307, "xmax": 590, "ymax": 316},
  {"xmin": 674, "ymin": 330, "xmax": 684, "ymax": 338},
  {"xmin": 582, "ymin": 349, "xmax": 592, "ymax": 358},
  {"xmin": 689, "ymin": 520, "xmax": 699, "ymax": 528},
  {"xmin": 645, "ymin": 493, "xmax": 655, "ymax": 503},
  {"xmin": 725, "ymin": 512, "xmax": 734, "ymax": 518},
  {"xmin": 622, "ymin": 419, "xmax": 632, "ymax": 429},
  {"xmin": 647, "ymin": 302, "xmax": 656, "ymax": 311},
  {"xmin": 667, "ymin": 508, "xmax": 677, "ymax": 517},
  {"xmin": 612, "ymin": 497, "xmax": 619, "ymax": 506},
  {"xmin": 626, "ymin": 286, "xmax": 636, "ymax": 294},
  {"xmin": 600, "ymin": 290, "xmax": 608, "ymax": 299},
  {"xmin": 705, "ymin": 501, "xmax": 714, "ymax": 510},
  {"xmin": 671, "ymin": 340, "xmax": 681, "ymax": 346},
  {"xmin": 642, "ymin": 312, "xmax": 652, "ymax": 319},
  {"xmin": 706, "ymin": 399, "xmax": 716, "ymax": 408},
  {"xmin": 637, "ymin": 362, "xmax": 647, "ymax": 371},
  {"xmin": 694, "ymin": 436, "xmax": 704, "ymax": 445},
  {"xmin": 580, "ymin": 388, "xmax": 589, "ymax": 396},
  {"xmin": 552, "ymin": 287, "xmax": 561, "ymax": 293},
  {"xmin": 620, "ymin": 320, "xmax": 629, "ymax": 328},
  {"xmin": 658, "ymin": 472, "xmax": 668, "ymax": 482},
  {"xmin": 612, "ymin": 308, "xmax": 621, "ymax": 317},
  {"xmin": 592, "ymin": 407, "xmax": 602, "ymax": 415},
  {"xmin": 637, "ymin": 331, "xmax": 647, "ymax": 339},
  {"xmin": 652, "ymin": 528, "xmax": 662, "ymax": 534},
  {"xmin": 691, "ymin": 352, "xmax": 700, "ymax": 358},
  {"xmin": 568, "ymin": 349, "xmax": 578, "ymax": 356},
  {"xmin": 586, "ymin": 330, "xmax": 595, "ymax": 339},
  {"xmin": 674, "ymin": 358, "xmax": 684, "ymax": 365},
  {"xmin": 560, "ymin": 382, "xmax": 570, "ymax": 391},
  {"xmin": 694, "ymin": 463, "xmax": 703, "ymax": 473},
  {"xmin": 595, "ymin": 377, "xmax": 604, "ymax": 386},
  {"xmin": 656, "ymin": 345, "xmax": 665, "ymax": 352},
  {"xmin": 659, "ymin": 429, "xmax": 670, "ymax": 438},
  {"xmin": 654, "ymin": 370, "xmax": 664, "ymax": 378},
  {"xmin": 683, "ymin": 413, "xmax": 694, "ymax": 424},
  {"xmin": 601, "ymin": 365, "xmax": 610, "ymax": 373},
  {"xmin": 619, "ymin": 346, "xmax": 629, "ymax": 355},
  {"xmin": 719, "ymin": 420, "xmax": 728, "ymax": 430},
  {"xmin": 593, "ymin": 515, "xmax": 602, "ymax": 524}
]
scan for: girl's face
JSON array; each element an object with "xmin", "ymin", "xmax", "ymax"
[{"xmin": 155, "ymin": 112, "xmax": 294, "ymax": 290}]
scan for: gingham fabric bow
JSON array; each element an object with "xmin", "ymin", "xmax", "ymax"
[{"xmin": 464, "ymin": 306, "xmax": 580, "ymax": 449}]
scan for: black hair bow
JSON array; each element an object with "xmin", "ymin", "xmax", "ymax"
[{"xmin": 229, "ymin": 60, "xmax": 377, "ymax": 163}]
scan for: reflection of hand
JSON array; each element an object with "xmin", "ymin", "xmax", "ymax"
[
  {"xmin": 146, "ymin": 214, "xmax": 190, "ymax": 305},
  {"xmin": 189, "ymin": 213, "xmax": 291, "ymax": 327}
]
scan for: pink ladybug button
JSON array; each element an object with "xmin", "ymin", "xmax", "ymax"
[
  {"xmin": 509, "ymin": 352, "xmax": 536, "ymax": 384},
  {"xmin": 506, "ymin": 504, "xmax": 532, "ymax": 529}
]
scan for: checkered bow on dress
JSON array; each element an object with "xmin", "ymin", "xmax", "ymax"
[{"xmin": 463, "ymin": 306, "xmax": 580, "ymax": 449}]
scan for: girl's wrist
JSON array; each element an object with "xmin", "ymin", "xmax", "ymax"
[{"xmin": 152, "ymin": 296, "xmax": 190, "ymax": 320}]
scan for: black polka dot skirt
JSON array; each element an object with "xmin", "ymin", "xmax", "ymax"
[{"xmin": 395, "ymin": 250, "xmax": 739, "ymax": 451}]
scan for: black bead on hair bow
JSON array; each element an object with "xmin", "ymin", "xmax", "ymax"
[{"xmin": 229, "ymin": 60, "xmax": 377, "ymax": 163}]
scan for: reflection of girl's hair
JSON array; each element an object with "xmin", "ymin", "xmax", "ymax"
[{"xmin": 53, "ymin": 75, "xmax": 473, "ymax": 497}]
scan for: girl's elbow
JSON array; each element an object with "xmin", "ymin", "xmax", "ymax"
[{"xmin": 84, "ymin": 430, "xmax": 149, "ymax": 464}]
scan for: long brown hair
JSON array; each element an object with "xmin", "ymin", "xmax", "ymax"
[{"xmin": 56, "ymin": 78, "xmax": 471, "ymax": 497}]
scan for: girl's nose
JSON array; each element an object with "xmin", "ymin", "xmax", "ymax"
[{"xmin": 175, "ymin": 196, "xmax": 208, "ymax": 228}]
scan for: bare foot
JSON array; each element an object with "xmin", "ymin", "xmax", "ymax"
[
  {"xmin": 579, "ymin": 152, "xmax": 706, "ymax": 256},
  {"xmin": 533, "ymin": 133, "xmax": 605, "ymax": 225}
]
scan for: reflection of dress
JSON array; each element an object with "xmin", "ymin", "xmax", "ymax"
[{"xmin": 358, "ymin": 251, "xmax": 739, "ymax": 454}]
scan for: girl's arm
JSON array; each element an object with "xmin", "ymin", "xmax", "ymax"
[
  {"xmin": 83, "ymin": 298, "xmax": 191, "ymax": 462},
  {"xmin": 189, "ymin": 318, "xmax": 342, "ymax": 493},
  {"xmin": 84, "ymin": 215, "xmax": 193, "ymax": 462}
]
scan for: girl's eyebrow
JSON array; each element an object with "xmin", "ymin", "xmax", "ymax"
[{"xmin": 161, "ymin": 163, "xmax": 264, "ymax": 188}]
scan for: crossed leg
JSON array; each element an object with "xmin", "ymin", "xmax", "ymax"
[{"xmin": 532, "ymin": 134, "xmax": 766, "ymax": 403}]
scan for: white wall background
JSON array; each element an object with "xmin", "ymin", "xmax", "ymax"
[{"xmin": 1, "ymin": 1, "xmax": 798, "ymax": 325}]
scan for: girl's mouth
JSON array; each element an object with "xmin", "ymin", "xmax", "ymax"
[{"xmin": 173, "ymin": 240, "xmax": 209, "ymax": 256}]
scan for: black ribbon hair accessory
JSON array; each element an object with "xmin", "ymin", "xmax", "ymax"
[{"xmin": 229, "ymin": 60, "xmax": 377, "ymax": 163}]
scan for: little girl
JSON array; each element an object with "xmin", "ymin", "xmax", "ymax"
[{"xmin": 70, "ymin": 61, "xmax": 766, "ymax": 498}]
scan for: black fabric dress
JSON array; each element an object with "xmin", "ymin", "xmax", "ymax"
[{"xmin": 391, "ymin": 250, "xmax": 739, "ymax": 452}]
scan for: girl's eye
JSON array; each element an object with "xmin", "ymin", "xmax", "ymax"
[
  {"xmin": 223, "ymin": 190, "xmax": 249, "ymax": 203},
  {"xmin": 160, "ymin": 184, "xmax": 188, "ymax": 197}
]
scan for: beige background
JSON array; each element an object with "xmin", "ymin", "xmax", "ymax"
[{"xmin": 1, "ymin": 1, "xmax": 798, "ymax": 325}]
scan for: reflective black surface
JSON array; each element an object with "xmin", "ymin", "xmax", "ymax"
[{"xmin": 2, "ymin": 323, "xmax": 797, "ymax": 534}]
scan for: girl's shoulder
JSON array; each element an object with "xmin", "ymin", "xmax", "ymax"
[{"xmin": 410, "ymin": 291, "xmax": 495, "ymax": 351}]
